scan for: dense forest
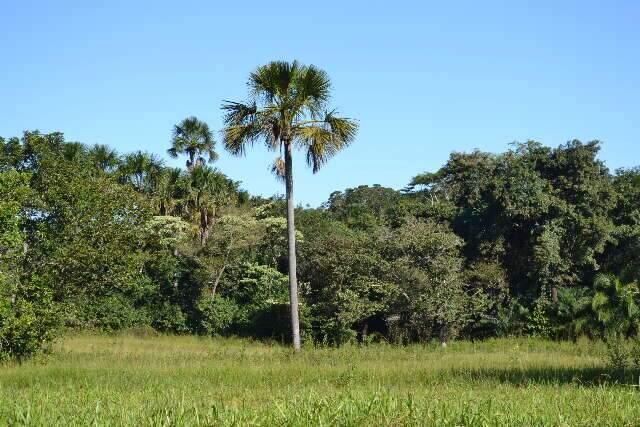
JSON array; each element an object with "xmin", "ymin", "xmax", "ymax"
[
  {"xmin": 2, "ymin": 60, "xmax": 639, "ymax": 359},
  {"xmin": 2, "ymin": 128, "xmax": 639, "ymax": 359}
]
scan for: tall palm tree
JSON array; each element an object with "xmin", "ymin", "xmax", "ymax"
[
  {"xmin": 221, "ymin": 60, "xmax": 358, "ymax": 350},
  {"xmin": 168, "ymin": 117, "xmax": 218, "ymax": 170}
]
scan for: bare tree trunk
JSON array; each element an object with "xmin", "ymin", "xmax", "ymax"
[
  {"xmin": 211, "ymin": 265, "xmax": 225, "ymax": 298},
  {"xmin": 439, "ymin": 326, "xmax": 448, "ymax": 348},
  {"xmin": 211, "ymin": 246, "xmax": 232, "ymax": 298},
  {"xmin": 284, "ymin": 141, "xmax": 301, "ymax": 351}
]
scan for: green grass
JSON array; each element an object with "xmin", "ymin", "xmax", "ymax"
[{"xmin": 0, "ymin": 333, "xmax": 638, "ymax": 426}]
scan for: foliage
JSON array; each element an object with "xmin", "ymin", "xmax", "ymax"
[
  {"xmin": 553, "ymin": 286, "xmax": 596, "ymax": 339},
  {"xmin": 3, "ymin": 124, "xmax": 640, "ymax": 353},
  {"xmin": 196, "ymin": 295, "xmax": 237, "ymax": 336},
  {"xmin": 0, "ymin": 277, "xmax": 59, "ymax": 361},
  {"xmin": 300, "ymin": 222, "xmax": 395, "ymax": 344},
  {"xmin": 386, "ymin": 219, "xmax": 468, "ymax": 343},
  {"xmin": 591, "ymin": 274, "xmax": 640, "ymax": 336},
  {"xmin": 0, "ymin": 168, "xmax": 59, "ymax": 360}
]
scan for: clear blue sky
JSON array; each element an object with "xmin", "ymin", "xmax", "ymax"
[{"xmin": 2, "ymin": 1, "xmax": 639, "ymax": 206}]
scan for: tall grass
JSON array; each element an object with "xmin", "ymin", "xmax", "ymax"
[{"xmin": 0, "ymin": 333, "xmax": 638, "ymax": 426}]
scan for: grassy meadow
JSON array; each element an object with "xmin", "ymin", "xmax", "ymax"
[{"xmin": 0, "ymin": 333, "xmax": 639, "ymax": 426}]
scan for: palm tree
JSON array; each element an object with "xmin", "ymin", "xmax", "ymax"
[
  {"xmin": 186, "ymin": 164, "xmax": 238, "ymax": 245},
  {"xmin": 153, "ymin": 167, "xmax": 185, "ymax": 216},
  {"xmin": 118, "ymin": 151, "xmax": 164, "ymax": 194},
  {"xmin": 88, "ymin": 144, "xmax": 120, "ymax": 173},
  {"xmin": 592, "ymin": 274, "xmax": 640, "ymax": 336},
  {"xmin": 221, "ymin": 60, "xmax": 358, "ymax": 350},
  {"xmin": 62, "ymin": 142, "xmax": 87, "ymax": 163},
  {"xmin": 168, "ymin": 117, "xmax": 218, "ymax": 170}
]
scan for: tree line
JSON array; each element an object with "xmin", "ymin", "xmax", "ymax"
[{"xmin": 1, "ymin": 61, "xmax": 639, "ymax": 359}]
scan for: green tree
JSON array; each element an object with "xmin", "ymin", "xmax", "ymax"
[
  {"xmin": 168, "ymin": 117, "xmax": 217, "ymax": 170},
  {"xmin": 325, "ymin": 185, "xmax": 400, "ymax": 230},
  {"xmin": 19, "ymin": 132, "xmax": 151, "ymax": 327},
  {"xmin": 299, "ymin": 221, "xmax": 394, "ymax": 345},
  {"xmin": 185, "ymin": 165, "xmax": 239, "ymax": 245},
  {"xmin": 151, "ymin": 168, "xmax": 186, "ymax": 216},
  {"xmin": 386, "ymin": 219, "xmax": 467, "ymax": 346},
  {"xmin": 118, "ymin": 151, "xmax": 164, "ymax": 194},
  {"xmin": 222, "ymin": 60, "xmax": 358, "ymax": 350},
  {"xmin": 88, "ymin": 144, "xmax": 120, "ymax": 173},
  {"xmin": 0, "ymin": 169, "xmax": 58, "ymax": 359}
]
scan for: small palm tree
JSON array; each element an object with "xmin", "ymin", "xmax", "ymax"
[
  {"xmin": 186, "ymin": 164, "xmax": 238, "ymax": 245},
  {"xmin": 88, "ymin": 144, "xmax": 120, "ymax": 173},
  {"xmin": 592, "ymin": 274, "xmax": 640, "ymax": 336},
  {"xmin": 221, "ymin": 60, "xmax": 358, "ymax": 350},
  {"xmin": 168, "ymin": 117, "xmax": 218, "ymax": 170},
  {"xmin": 153, "ymin": 167, "xmax": 185, "ymax": 216},
  {"xmin": 118, "ymin": 151, "xmax": 164, "ymax": 194},
  {"xmin": 62, "ymin": 142, "xmax": 87, "ymax": 163}
]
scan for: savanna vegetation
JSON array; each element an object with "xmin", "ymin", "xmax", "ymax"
[
  {"xmin": 1, "ymin": 334, "xmax": 640, "ymax": 425},
  {"xmin": 1, "ymin": 60, "xmax": 640, "ymax": 424}
]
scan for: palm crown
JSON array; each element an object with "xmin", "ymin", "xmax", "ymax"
[
  {"xmin": 168, "ymin": 116, "xmax": 218, "ymax": 169},
  {"xmin": 222, "ymin": 60, "xmax": 357, "ymax": 172},
  {"xmin": 89, "ymin": 144, "xmax": 119, "ymax": 172},
  {"xmin": 187, "ymin": 164, "xmax": 239, "ymax": 245}
]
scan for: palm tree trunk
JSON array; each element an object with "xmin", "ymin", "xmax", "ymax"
[
  {"xmin": 188, "ymin": 151, "xmax": 195, "ymax": 170},
  {"xmin": 284, "ymin": 141, "xmax": 301, "ymax": 351},
  {"xmin": 200, "ymin": 209, "xmax": 208, "ymax": 245},
  {"xmin": 439, "ymin": 325, "xmax": 448, "ymax": 348}
]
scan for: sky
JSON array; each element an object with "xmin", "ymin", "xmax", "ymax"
[{"xmin": 2, "ymin": 1, "xmax": 639, "ymax": 206}]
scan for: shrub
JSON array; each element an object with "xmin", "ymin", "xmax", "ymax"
[
  {"xmin": 525, "ymin": 298, "xmax": 552, "ymax": 338},
  {"xmin": 196, "ymin": 295, "xmax": 237, "ymax": 336},
  {"xmin": 83, "ymin": 294, "xmax": 149, "ymax": 332},
  {"xmin": 150, "ymin": 302, "xmax": 188, "ymax": 334},
  {"xmin": 0, "ymin": 278, "xmax": 59, "ymax": 361},
  {"xmin": 605, "ymin": 333, "xmax": 630, "ymax": 371}
]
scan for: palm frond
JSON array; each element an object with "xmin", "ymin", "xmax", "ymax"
[
  {"xmin": 221, "ymin": 101, "xmax": 260, "ymax": 155},
  {"xmin": 294, "ymin": 64, "xmax": 331, "ymax": 117},
  {"xmin": 222, "ymin": 101, "xmax": 281, "ymax": 154},
  {"xmin": 249, "ymin": 60, "xmax": 299, "ymax": 103},
  {"xmin": 295, "ymin": 111, "xmax": 358, "ymax": 173}
]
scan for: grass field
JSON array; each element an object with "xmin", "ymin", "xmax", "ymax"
[{"xmin": 0, "ymin": 333, "xmax": 638, "ymax": 426}]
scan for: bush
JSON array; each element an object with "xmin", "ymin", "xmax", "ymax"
[
  {"xmin": 196, "ymin": 295, "xmax": 237, "ymax": 336},
  {"xmin": 525, "ymin": 298, "xmax": 552, "ymax": 338},
  {"xmin": 605, "ymin": 333, "xmax": 630, "ymax": 371},
  {"xmin": 0, "ymin": 278, "xmax": 59, "ymax": 361},
  {"xmin": 82, "ymin": 294, "xmax": 149, "ymax": 332},
  {"xmin": 150, "ymin": 301, "xmax": 188, "ymax": 334}
]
